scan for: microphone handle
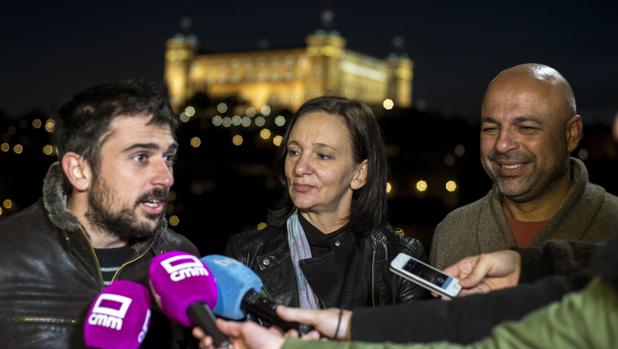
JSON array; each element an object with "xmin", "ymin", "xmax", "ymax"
[
  {"xmin": 243, "ymin": 289, "xmax": 314, "ymax": 335},
  {"xmin": 187, "ymin": 302, "xmax": 232, "ymax": 349}
]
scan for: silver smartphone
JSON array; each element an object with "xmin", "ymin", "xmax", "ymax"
[{"xmin": 390, "ymin": 252, "xmax": 461, "ymax": 298}]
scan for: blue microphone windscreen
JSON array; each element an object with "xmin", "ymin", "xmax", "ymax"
[{"xmin": 201, "ymin": 255, "xmax": 262, "ymax": 320}]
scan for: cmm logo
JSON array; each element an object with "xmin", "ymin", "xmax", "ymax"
[
  {"xmin": 161, "ymin": 255, "xmax": 209, "ymax": 282},
  {"xmin": 88, "ymin": 293, "xmax": 132, "ymax": 330}
]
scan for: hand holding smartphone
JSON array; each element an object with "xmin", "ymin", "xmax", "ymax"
[{"xmin": 390, "ymin": 253, "xmax": 461, "ymax": 299}]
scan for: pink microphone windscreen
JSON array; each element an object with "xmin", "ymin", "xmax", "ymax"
[
  {"xmin": 84, "ymin": 279, "xmax": 151, "ymax": 349},
  {"xmin": 148, "ymin": 251, "xmax": 218, "ymax": 327}
]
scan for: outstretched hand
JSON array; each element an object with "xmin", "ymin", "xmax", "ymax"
[
  {"xmin": 443, "ymin": 250, "xmax": 521, "ymax": 297},
  {"xmin": 193, "ymin": 319, "xmax": 287, "ymax": 349}
]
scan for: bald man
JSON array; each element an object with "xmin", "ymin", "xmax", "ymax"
[{"xmin": 431, "ymin": 63, "xmax": 618, "ymax": 269}]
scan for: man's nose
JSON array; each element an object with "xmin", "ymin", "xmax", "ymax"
[
  {"xmin": 152, "ymin": 160, "xmax": 174, "ymax": 187},
  {"xmin": 495, "ymin": 129, "xmax": 518, "ymax": 154}
]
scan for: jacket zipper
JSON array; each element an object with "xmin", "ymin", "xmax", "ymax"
[
  {"xmin": 76, "ymin": 225, "xmax": 105, "ymax": 290},
  {"xmin": 13, "ymin": 316, "xmax": 78, "ymax": 325},
  {"xmin": 111, "ymin": 238, "xmax": 156, "ymax": 281}
]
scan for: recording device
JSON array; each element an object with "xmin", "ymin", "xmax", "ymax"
[
  {"xmin": 390, "ymin": 253, "xmax": 461, "ymax": 298},
  {"xmin": 201, "ymin": 255, "xmax": 313, "ymax": 335},
  {"xmin": 149, "ymin": 251, "xmax": 232, "ymax": 348},
  {"xmin": 84, "ymin": 280, "xmax": 151, "ymax": 349}
]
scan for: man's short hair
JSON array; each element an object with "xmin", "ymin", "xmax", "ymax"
[{"xmin": 52, "ymin": 80, "xmax": 177, "ymax": 169}]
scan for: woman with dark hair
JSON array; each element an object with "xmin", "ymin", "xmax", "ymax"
[{"xmin": 225, "ymin": 96, "xmax": 427, "ymax": 309}]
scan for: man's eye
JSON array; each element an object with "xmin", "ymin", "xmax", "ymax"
[
  {"xmin": 518, "ymin": 126, "xmax": 538, "ymax": 133},
  {"xmin": 317, "ymin": 153, "xmax": 332, "ymax": 160},
  {"xmin": 481, "ymin": 127, "xmax": 497, "ymax": 134},
  {"xmin": 163, "ymin": 154, "xmax": 176, "ymax": 164},
  {"xmin": 133, "ymin": 154, "xmax": 147, "ymax": 162}
]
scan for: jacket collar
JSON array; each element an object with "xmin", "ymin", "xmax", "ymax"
[{"xmin": 41, "ymin": 161, "xmax": 165, "ymax": 252}]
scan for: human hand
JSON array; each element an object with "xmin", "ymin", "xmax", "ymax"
[
  {"xmin": 193, "ymin": 319, "xmax": 286, "ymax": 349},
  {"xmin": 276, "ymin": 306, "xmax": 352, "ymax": 340},
  {"xmin": 442, "ymin": 250, "xmax": 521, "ymax": 297}
]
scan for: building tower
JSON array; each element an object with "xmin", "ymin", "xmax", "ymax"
[
  {"xmin": 165, "ymin": 17, "xmax": 198, "ymax": 111},
  {"xmin": 305, "ymin": 9, "xmax": 346, "ymax": 99},
  {"xmin": 387, "ymin": 36, "xmax": 413, "ymax": 108}
]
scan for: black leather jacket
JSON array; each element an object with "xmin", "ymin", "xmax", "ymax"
[
  {"xmin": 225, "ymin": 224, "xmax": 428, "ymax": 309},
  {"xmin": 0, "ymin": 163, "xmax": 199, "ymax": 349}
]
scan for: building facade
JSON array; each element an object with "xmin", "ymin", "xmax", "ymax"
[{"xmin": 164, "ymin": 16, "xmax": 414, "ymax": 112}]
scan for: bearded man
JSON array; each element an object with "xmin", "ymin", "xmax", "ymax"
[
  {"xmin": 0, "ymin": 81, "xmax": 199, "ymax": 348},
  {"xmin": 430, "ymin": 63, "xmax": 618, "ymax": 269}
]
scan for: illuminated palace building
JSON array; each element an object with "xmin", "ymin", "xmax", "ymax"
[{"xmin": 165, "ymin": 12, "xmax": 414, "ymax": 112}]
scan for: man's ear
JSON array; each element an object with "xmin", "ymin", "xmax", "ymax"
[
  {"xmin": 566, "ymin": 114, "xmax": 583, "ymax": 152},
  {"xmin": 60, "ymin": 152, "xmax": 92, "ymax": 192},
  {"xmin": 351, "ymin": 160, "xmax": 368, "ymax": 190}
]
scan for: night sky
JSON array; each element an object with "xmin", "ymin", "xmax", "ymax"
[{"xmin": 2, "ymin": 0, "xmax": 617, "ymax": 123}]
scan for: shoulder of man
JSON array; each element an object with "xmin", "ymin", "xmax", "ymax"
[
  {"xmin": 430, "ymin": 195, "xmax": 490, "ymax": 267},
  {"xmin": 0, "ymin": 201, "xmax": 49, "ymax": 252},
  {"xmin": 156, "ymin": 228, "xmax": 200, "ymax": 256}
]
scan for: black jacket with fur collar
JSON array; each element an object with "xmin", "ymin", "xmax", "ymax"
[{"xmin": 0, "ymin": 163, "xmax": 199, "ymax": 349}]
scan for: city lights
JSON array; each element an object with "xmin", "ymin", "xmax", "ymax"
[
  {"xmin": 260, "ymin": 128, "xmax": 272, "ymax": 140},
  {"xmin": 185, "ymin": 106, "xmax": 196, "ymax": 117},
  {"xmin": 190, "ymin": 136, "xmax": 201, "ymax": 148},
  {"xmin": 444, "ymin": 154, "xmax": 456, "ymax": 166},
  {"xmin": 445, "ymin": 180, "xmax": 457, "ymax": 192},
  {"xmin": 274, "ymin": 115, "xmax": 286, "ymax": 127},
  {"xmin": 416, "ymin": 180, "xmax": 428, "ymax": 192},
  {"xmin": 254, "ymin": 116, "xmax": 266, "ymax": 127},
  {"xmin": 232, "ymin": 115, "xmax": 242, "ymax": 126},
  {"xmin": 222, "ymin": 116, "xmax": 232, "ymax": 128},
  {"xmin": 232, "ymin": 134, "xmax": 244, "ymax": 146},
  {"xmin": 168, "ymin": 215, "xmax": 180, "ymax": 227},
  {"xmin": 260, "ymin": 105, "xmax": 271, "ymax": 116},
  {"xmin": 42, "ymin": 144, "xmax": 54, "ymax": 155},
  {"xmin": 212, "ymin": 115, "xmax": 223, "ymax": 126},
  {"xmin": 45, "ymin": 119, "xmax": 55, "ymax": 133},
  {"xmin": 3, "ymin": 199, "xmax": 13, "ymax": 209},
  {"xmin": 179, "ymin": 113, "xmax": 190, "ymax": 123},
  {"xmin": 216, "ymin": 102, "xmax": 228, "ymax": 114},
  {"xmin": 454, "ymin": 144, "xmax": 466, "ymax": 157},
  {"xmin": 245, "ymin": 107, "xmax": 256, "ymax": 117},
  {"xmin": 383, "ymin": 99, "xmax": 394, "ymax": 110}
]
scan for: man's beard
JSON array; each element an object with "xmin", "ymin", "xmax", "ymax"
[{"xmin": 85, "ymin": 175, "xmax": 167, "ymax": 242}]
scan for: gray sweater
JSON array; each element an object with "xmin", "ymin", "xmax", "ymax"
[{"xmin": 430, "ymin": 158, "xmax": 618, "ymax": 269}]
